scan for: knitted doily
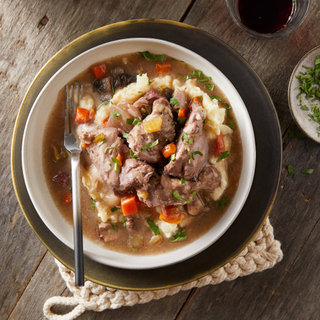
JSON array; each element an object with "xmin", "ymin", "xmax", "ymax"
[{"xmin": 43, "ymin": 218, "xmax": 283, "ymax": 320}]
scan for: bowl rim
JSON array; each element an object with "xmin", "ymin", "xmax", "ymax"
[
  {"xmin": 288, "ymin": 44, "xmax": 320, "ymax": 144},
  {"xmin": 21, "ymin": 37, "xmax": 256, "ymax": 269}
]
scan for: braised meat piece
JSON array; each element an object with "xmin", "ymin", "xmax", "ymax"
[
  {"xmin": 127, "ymin": 97, "xmax": 175, "ymax": 163},
  {"xmin": 125, "ymin": 216, "xmax": 137, "ymax": 232},
  {"xmin": 52, "ymin": 172, "xmax": 69, "ymax": 187},
  {"xmin": 171, "ymin": 89, "xmax": 188, "ymax": 112},
  {"xmin": 119, "ymin": 159, "xmax": 154, "ymax": 189},
  {"xmin": 80, "ymin": 127, "xmax": 123, "ymax": 187},
  {"xmin": 164, "ymin": 101, "xmax": 207, "ymax": 179},
  {"xmin": 137, "ymin": 165, "xmax": 221, "ymax": 208},
  {"xmin": 98, "ymin": 222, "xmax": 118, "ymax": 242}
]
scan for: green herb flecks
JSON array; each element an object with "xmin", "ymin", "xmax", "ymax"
[
  {"xmin": 178, "ymin": 117, "xmax": 186, "ymax": 124},
  {"xmin": 126, "ymin": 118, "xmax": 141, "ymax": 125},
  {"xmin": 181, "ymin": 130, "xmax": 195, "ymax": 145},
  {"xmin": 141, "ymin": 139, "xmax": 159, "ymax": 152},
  {"xmin": 147, "ymin": 219, "xmax": 161, "ymax": 235},
  {"xmin": 198, "ymin": 77, "xmax": 212, "ymax": 82},
  {"xmin": 287, "ymin": 164, "xmax": 296, "ymax": 178},
  {"xmin": 172, "ymin": 190, "xmax": 194, "ymax": 202},
  {"xmin": 122, "ymin": 132, "xmax": 130, "ymax": 139},
  {"xmin": 112, "ymin": 225, "xmax": 118, "ymax": 232},
  {"xmin": 111, "ymin": 207, "xmax": 119, "ymax": 212},
  {"xmin": 302, "ymin": 169, "xmax": 314, "ymax": 174},
  {"xmin": 170, "ymin": 228, "xmax": 187, "ymax": 242},
  {"xmin": 138, "ymin": 51, "xmax": 165, "ymax": 61},
  {"xmin": 170, "ymin": 98, "xmax": 180, "ymax": 107},
  {"xmin": 113, "ymin": 111, "xmax": 121, "ymax": 119},
  {"xmin": 122, "ymin": 219, "xmax": 126, "ymax": 228},
  {"xmin": 104, "ymin": 146, "xmax": 116, "ymax": 154},
  {"xmin": 170, "ymin": 153, "xmax": 176, "ymax": 164},
  {"xmin": 91, "ymin": 204, "xmax": 95, "ymax": 210},
  {"xmin": 229, "ymin": 120, "xmax": 236, "ymax": 130},
  {"xmin": 209, "ymin": 95, "xmax": 222, "ymax": 101},
  {"xmin": 214, "ymin": 197, "xmax": 229, "ymax": 212},
  {"xmin": 205, "ymin": 84, "xmax": 214, "ymax": 91},
  {"xmin": 111, "ymin": 157, "xmax": 120, "ymax": 172},
  {"xmin": 217, "ymin": 150, "xmax": 230, "ymax": 162},
  {"xmin": 130, "ymin": 149, "xmax": 138, "ymax": 159},
  {"xmin": 192, "ymin": 151, "xmax": 203, "ymax": 160},
  {"xmin": 180, "ymin": 178, "xmax": 186, "ymax": 183}
]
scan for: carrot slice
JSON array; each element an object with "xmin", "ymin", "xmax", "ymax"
[
  {"xmin": 121, "ymin": 195, "xmax": 139, "ymax": 216},
  {"xmin": 160, "ymin": 206, "xmax": 186, "ymax": 224},
  {"xmin": 155, "ymin": 64, "xmax": 171, "ymax": 73},
  {"xmin": 215, "ymin": 133, "xmax": 225, "ymax": 157},
  {"xmin": 116, "ymin": 153, "xmax": 123, "ymax": 166},
  {"xmin": 162, "ymin": 143, "xmax": 176, "ymax": 158},
  {"xmin": 74, "ymin": 108, "xmax": 95, "ymax": 125},
  {"xmin": 62, "ymin": 192, "xmax": 72, "ymax": 204},
  {"xmin": 189, "ymin": 96, "xmax": 203, "ymax": 110},
  {"xmin": 178, "ymin": 108, "xmax": 187, "ymax": 118},
  {"xmin": 90, "ymin": 64, "xmax": 107, "ymax": 79}
]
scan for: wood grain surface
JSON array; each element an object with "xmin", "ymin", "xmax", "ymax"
[{"xmin": 2, "ymin": 0, "xmax": 320, "ymax": 319}]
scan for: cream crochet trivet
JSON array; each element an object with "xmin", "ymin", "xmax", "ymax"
[{"xmin": 43, "ymin": 218, "xmax": 283, "ymax": 320}]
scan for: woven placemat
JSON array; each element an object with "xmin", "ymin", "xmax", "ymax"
[{"xmin": 43, "ymin": 218, "xmax": 282, "ymax": 320}]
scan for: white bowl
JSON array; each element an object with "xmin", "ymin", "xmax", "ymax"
[{"xmin": 22, "ymin": 38, "xmax": 256, "ymax": 269}]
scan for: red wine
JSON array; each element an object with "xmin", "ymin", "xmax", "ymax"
[{"xmin": 238, "ymin": 0, "xmax": 294, "ymax": 34}]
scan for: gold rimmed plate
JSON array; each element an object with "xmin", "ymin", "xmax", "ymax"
[{"xmin": 12, "ymin": 19, "xmax": 282, "ymax": 290}]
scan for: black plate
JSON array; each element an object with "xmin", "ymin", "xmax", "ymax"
[{"xmin": 11, "ymin": 19, "xmax": 282, "ymax": 290}]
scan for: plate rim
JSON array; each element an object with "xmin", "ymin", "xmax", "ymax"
[{"xmin": 11, "ymin": 19, "xmax": 282, "ymax": 290}]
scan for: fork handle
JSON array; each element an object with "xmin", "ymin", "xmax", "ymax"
[{"xmin": 71, "ymin": 151, "xmax": 84, "ymax": 286}]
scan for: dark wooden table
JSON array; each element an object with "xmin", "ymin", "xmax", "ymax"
[{"xmin": 3, "ymin": 1, "xmax": 320, "ymax": 319}]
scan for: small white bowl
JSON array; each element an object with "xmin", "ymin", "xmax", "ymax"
[
  {"xmin": 22, "ymin": 38, "xmax": 256, "ymax": 269},
  {"xmin": 288, "ymin": 45, "xmax": 320, "ymax": 143}
]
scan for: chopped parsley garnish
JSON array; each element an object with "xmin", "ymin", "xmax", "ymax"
[
  {"xmin": 301, "ymin": 105, "xmax": 309, "ymax": 111},
  {"xmin": 97, "ymin": 139, "xmax": 105, "ymax": 147},
  {"xmin": 180, "ymin": 178, "xmax": 186, "ymax": 183},
  {"xmin": 111, "ymin": 207, "xmax": 119, "ymax": 212},
  {"xmin": 170, "ymin": 153, "xmax": 176, "ymax": 164},
  {"xmin": 215, "ymin": 197, "xmax": 229, "ymax": 212},
  {"xmin": 191, "ymin": 190, "xmax": 197, "ymax": 195},
  {"xmin": 192, "ymin": 70, "xmax": 202, "ymax": 78},
  {"xmin": 147, "ymin": 219, "xmax": 161, "ymax": 235},
  {"xmin": 172, "ymin": 190, "xmax": 194, "ymax": 202},
  {"xmin": 181, "ymin": 130, "xmax": 195, "ymax": 145},
  {"xmin": 122, "ymin": 219, "xmax": 126, "ymax": 228},
  {"xmin": 113, "ymin": 111, "xmax": 121, "ymax": 119},
  {"xmin": 111, "ymin": 157, "xmax": 120, "ymax": 172},
  {"xmin": 130, "ymin": 149, "xmax": 138, "ymax": 159},
  {"xmin": 287, "ymin": 164, "xmax": 296, "ymax": 178},
  {"xmin": 112, "ymin": 225, "xmax": 118, "ymax": 232},
  {"xmin": 122, "ymin": 132, "xmax": 130, "ymax": 138},
  {"xmin": 141, "ymin": 139, "xmax": 159, "ymax": 152},
  {"xmin": 302, "ymin": 169, "xmax": 314, "ymax": 174},
  {"xmin": 91, "ymin": 197, "xmax": 96, "ymax": 203},
  {"xmin": 126, "ymin": 118, "xmax": 141, "ymax": 125},
  {"xmin": 224, "ymin": 103, "xmax": 231, "ymax": 109},
  {"xmin": 205, "ymin": 84, "xmax": 214, "ymax": 91},
  {"xmin": 209, "ymin": 95, "xmax": 222, "ymax": 101},
  {"xmin": 170, "ymin": 98, "xmax": 180, "ymax": 106},
  {"xmin": 170, "ymin": 228, "xmax": 187, "ymax": 242},
  {"xmin": 217, "ymin": 150, "xmax": 230, "ymax": 162},
  {"xmin": 178, "ymin": 117, "xmax": 186, "ymax": 124},
  {"xmin": 138, "ymin": 51, "xmax": 165, "ymax": 61},
  {"xmin": 229, "ymin": 120, "xmax": 236, "ymax": 130},
  {"xmin": 104, "ymin": 146, "xmax": 116, "ymax": 154},
  {"xmin": 192, "ymin": 151, "xmax": 203, "ymax": 159},
  {"xmin": 91, "ymin": 204, "xmax": 95, "ymax": 210},
  {"xmin": 198, "ymin": 77, "xmax": 212, "ymax": 82}
]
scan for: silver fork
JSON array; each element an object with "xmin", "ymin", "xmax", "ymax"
[{"xmin": 64, "ymin": 84, "xmax": 84, "ymax": 286}]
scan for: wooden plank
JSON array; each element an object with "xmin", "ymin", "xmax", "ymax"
[{"xmin": 1, "ymin": 0, "xmax": 191, "ymax": 318}]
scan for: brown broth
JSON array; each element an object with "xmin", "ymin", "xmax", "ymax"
[{"xmin": 42, "ymin": 52, "xmax": 243, "ymax": 255}]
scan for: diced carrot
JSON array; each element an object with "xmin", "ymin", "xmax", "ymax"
[
  {"xmin": 162, "ymin": 143, "xmax": 176, "ymax": 158},
  {"xmin": 215, "ymin": 133, "xmax": 225, "ymax": 157},
  {"xmin": 155, "ymin": 64, "xmax": 171, "ymax": 73},
  {"xmin": 189, "ymin": 96, "xmax": 203, "ymax": 110},
  {"xmin": 90, "ymin": 64, "xmax": 107, "ymax": 79},
  {"xmin": 116, "ymin": 153, "xmax": 123, "ymax": 166},
  {"xmin": 121, "ymin": 195, "xmax": 139, "ymax": 216},
  {"xmin": 178, "ymin": 108, "xmax": 187, "ymax": 118},
  {"xmin": 102, "ymin": 117, "xmax": 109, "ymax": 127},
  {"xmin": 81, "ymin": 143, "xmax": 91, "ymax": 149},
  {"xmin": 74, "ymin": 108, "xmax": 89, "ymax": 124},
  {"xmin": 88, "ymin": 108, "xmax": 95, "ymax": 121},
  {"xmin": 62, "ymin": 192, "xmax": 72, "ymax": 205},
  {"xmin": 74, "ymin": 108, "xmax": 95, "ymax": 125},
  {"xmin": 160, "ymin": 206, "xmax": 186, "ymax": 224}
]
